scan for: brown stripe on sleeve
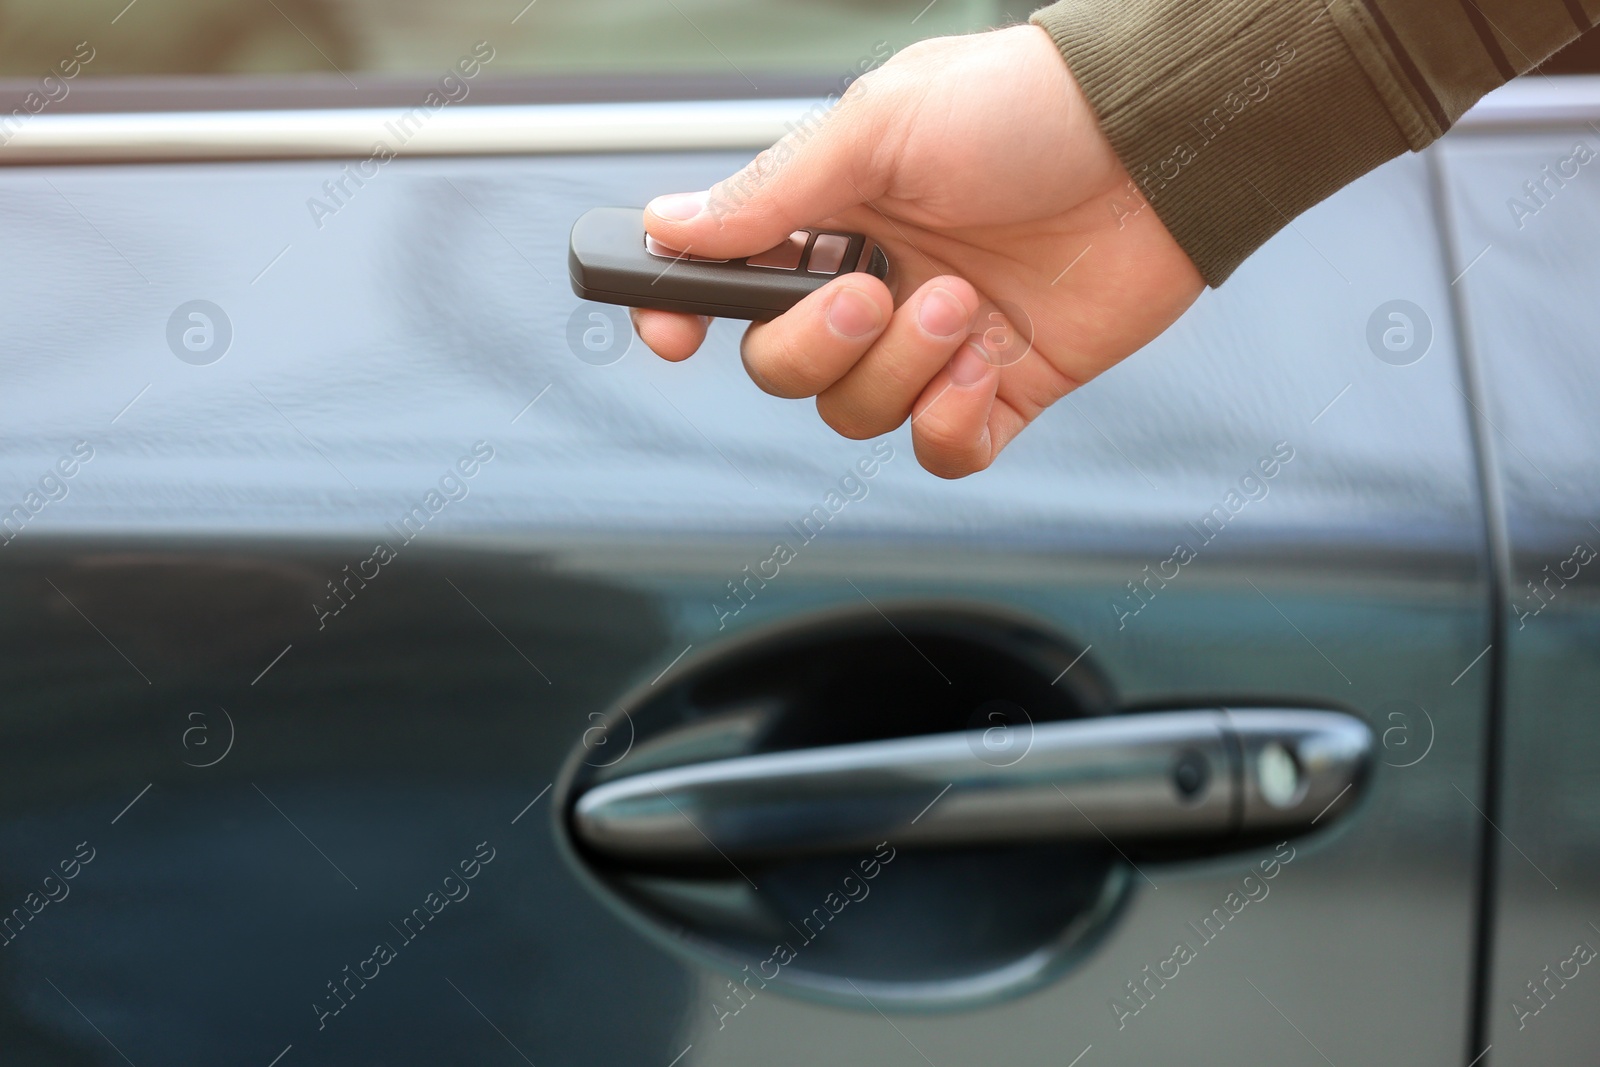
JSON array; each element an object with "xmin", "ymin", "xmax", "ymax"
[
  {"xmin": 1354, "ymin": 0, "xmax": 1451, "ymax": 129},
  {"xmin": 1030, "ymin": 0, "xmax": 1595, "ymax": 285},
  {"xmin": 1456, "ymin": 0, "xmax": 1517, "ymax": 78},
  {"xmin": 1462, "ymin": 0, "xmax": 1596, "ymax": 72}
]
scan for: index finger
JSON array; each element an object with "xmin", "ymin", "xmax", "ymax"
[{"xmin": 631, "ymin": 308, "xmax": 710, "ymax": 363}]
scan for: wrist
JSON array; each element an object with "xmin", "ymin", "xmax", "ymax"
[{"xmin": 1031, "ymin": 0, "xmax": 1409, "ymax": 285}]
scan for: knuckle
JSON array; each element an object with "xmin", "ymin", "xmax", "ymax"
[
  {"xmin": 877, "ymin": 350, "xmax": 935, "ymax": 394},
  {"xmin": 912, "ymin": 419, "xmax": 987, "ymax": 480},
  {"xmin": 816, "ymin": 395, "xmax": 888, "ymax": 441},
  {"xmin": 918, "ymin": 444, "xmax": 985, "ymax": 480},
  {"xmin": 733, "ymin": 148, "xmax": 783, "ymax": 196},
  {"xmin": 746, "ymin": 146, "xmax": 783, "ymax": 184},
  {"xmin": 914, "ymin": 415, "xmax": 965, "ymax": 455},
  {"xmin": 926, "ymin": 459, "xmax": 981, "ymax": 481},
  {"xmin": 1014, "ymin": 358, "xmax": 1081, "ymax": 415},
  {"xmin": 837, "ymin": 70, "xmax": 875, "ymax": 108},
  {"xmin": 741, "ymin": 330, "xmax": 820, "ymax": 399},
  {"xmin": 710, "ymin": 150, "xmax": 781, "ymax": 217},
  {"xmin": 894, "ymin": 37, "xmax": 939, "ymax": 62}
]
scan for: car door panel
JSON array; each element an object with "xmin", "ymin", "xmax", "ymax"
[
  {"xmin": 1437, "ymin": 125, "xmax": 1600, "ymax": 1065},
  {"xmin": 0, "ymin": 132, "xmax": 1489, "ymax": 1065}
]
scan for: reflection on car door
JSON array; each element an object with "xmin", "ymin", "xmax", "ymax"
[
  {"xmin": 1438, "ymin": 99, "xmax": 1600, "ymax": 1066},
  {"xmin": 0, "ymin": 111, "xmax": 1490, "ymax": 1064}
]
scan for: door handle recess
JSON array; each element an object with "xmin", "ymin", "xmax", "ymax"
[{"xmin": 572, "ymin": 709, "xmax": 1371, "ymax": 865}]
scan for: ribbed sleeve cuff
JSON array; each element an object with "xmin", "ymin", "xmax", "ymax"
[{"xmin": 1032, "ymin": 0, "xmax": 1413, "ymax": 285}]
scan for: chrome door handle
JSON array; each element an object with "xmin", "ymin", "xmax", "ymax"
[{"xmin": 571, "ymin": 708, "xmax": 1371, "ymax": 865}]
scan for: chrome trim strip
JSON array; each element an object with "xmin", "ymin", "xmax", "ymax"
[
  {"xmin": 572, "ymin": 708, "xmax": 1371, "ymax": 864},
  {"xmin": 0, "ymin": 77, "xmax": 1594, "ymax": 165},
  {"xmin": 0, "ymin": 98, "xmax": 814, "ymax": 164}
]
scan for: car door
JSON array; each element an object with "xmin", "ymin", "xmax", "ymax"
[
  {"xmin": 0, "ymin": 13, "xmax": 1492, "ymax": 1067},
  {"xmin": 1435, "ymin": 78, "xmax": 1600, "ymax": 1065}
]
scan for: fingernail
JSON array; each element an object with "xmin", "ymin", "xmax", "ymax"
[
  {"xmin": 826, "ymin": 287, "xmax": 882, "ymax": 339},
  {"xmin": 948, "ymin": 342, "xmax": 992, "ymax": 387},
  {"xmin": 919, "ymin": 287, "xmax": 968, "ymax": 338},
  {"xmin": 648, "ymin": 191, "xmax": 709, "ymax": 221}
]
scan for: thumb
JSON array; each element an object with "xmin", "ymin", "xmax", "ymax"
[{"xmin": 642, "ymin": 97, "xmax": 888, "ymax": 260}]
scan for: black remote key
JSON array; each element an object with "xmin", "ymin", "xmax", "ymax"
[{"xmin": 568, "ymin": 206, "xmax": 891, "ymax": 320}]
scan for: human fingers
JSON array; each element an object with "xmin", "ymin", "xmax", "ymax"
[
  {"xmin": 737, "ymin": 274, "xmax": 893, "ymax": 398},
  {"xmin": 641, "ymin": 76, "xmax": 889, "ymax": 260},
  {"xmin": 630, "ymin": 308, "xmax": 710, "ymax": 363},
  {"xmin": 813, "ymin": 276, "xmax": 982, "ymax": 439}
]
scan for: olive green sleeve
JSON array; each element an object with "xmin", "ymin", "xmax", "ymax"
[{"xmin": 1031, "ymin": 0, "xmax": 1596, "ymax": 284}]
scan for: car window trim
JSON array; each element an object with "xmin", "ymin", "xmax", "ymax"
[
  {"xmin": 0, "ymin": 76, "xmax": 1595, "ymax": 166},
  {"xmin": 0, "ymin": 98, "xmax": 805, "ymax": 164}
]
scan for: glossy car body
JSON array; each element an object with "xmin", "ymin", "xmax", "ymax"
[{"xmin": 0, "ymin": 56, "xmax": 1594, "ymax": 1067}]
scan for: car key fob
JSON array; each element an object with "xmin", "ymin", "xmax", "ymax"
[{"xmin": 568, "ymin": 206, "xmax": 890, "ymax": 321}]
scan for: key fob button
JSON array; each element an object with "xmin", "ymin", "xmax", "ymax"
[
  {"xmin": 643, "ymin": 234, "xmax": 728, "ymax": 263},
  {"xmin": 569, "ymin": 208, "xmax": 890, "ymax": 320},
  {"xmin": 806, "ymin": 233, "xmax": 849, "ymax": 274},
  {"xmin": 746, "ymin": 231, "xmax": 809, "ymax": 270},
  {"xmin": 644, "ymin": 234, "xmax": 690, "ymax": 260}
]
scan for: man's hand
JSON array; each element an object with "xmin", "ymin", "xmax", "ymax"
[{"xmin": 633, "ymin": 24, "xmax": 1204, "ymax": 479}]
